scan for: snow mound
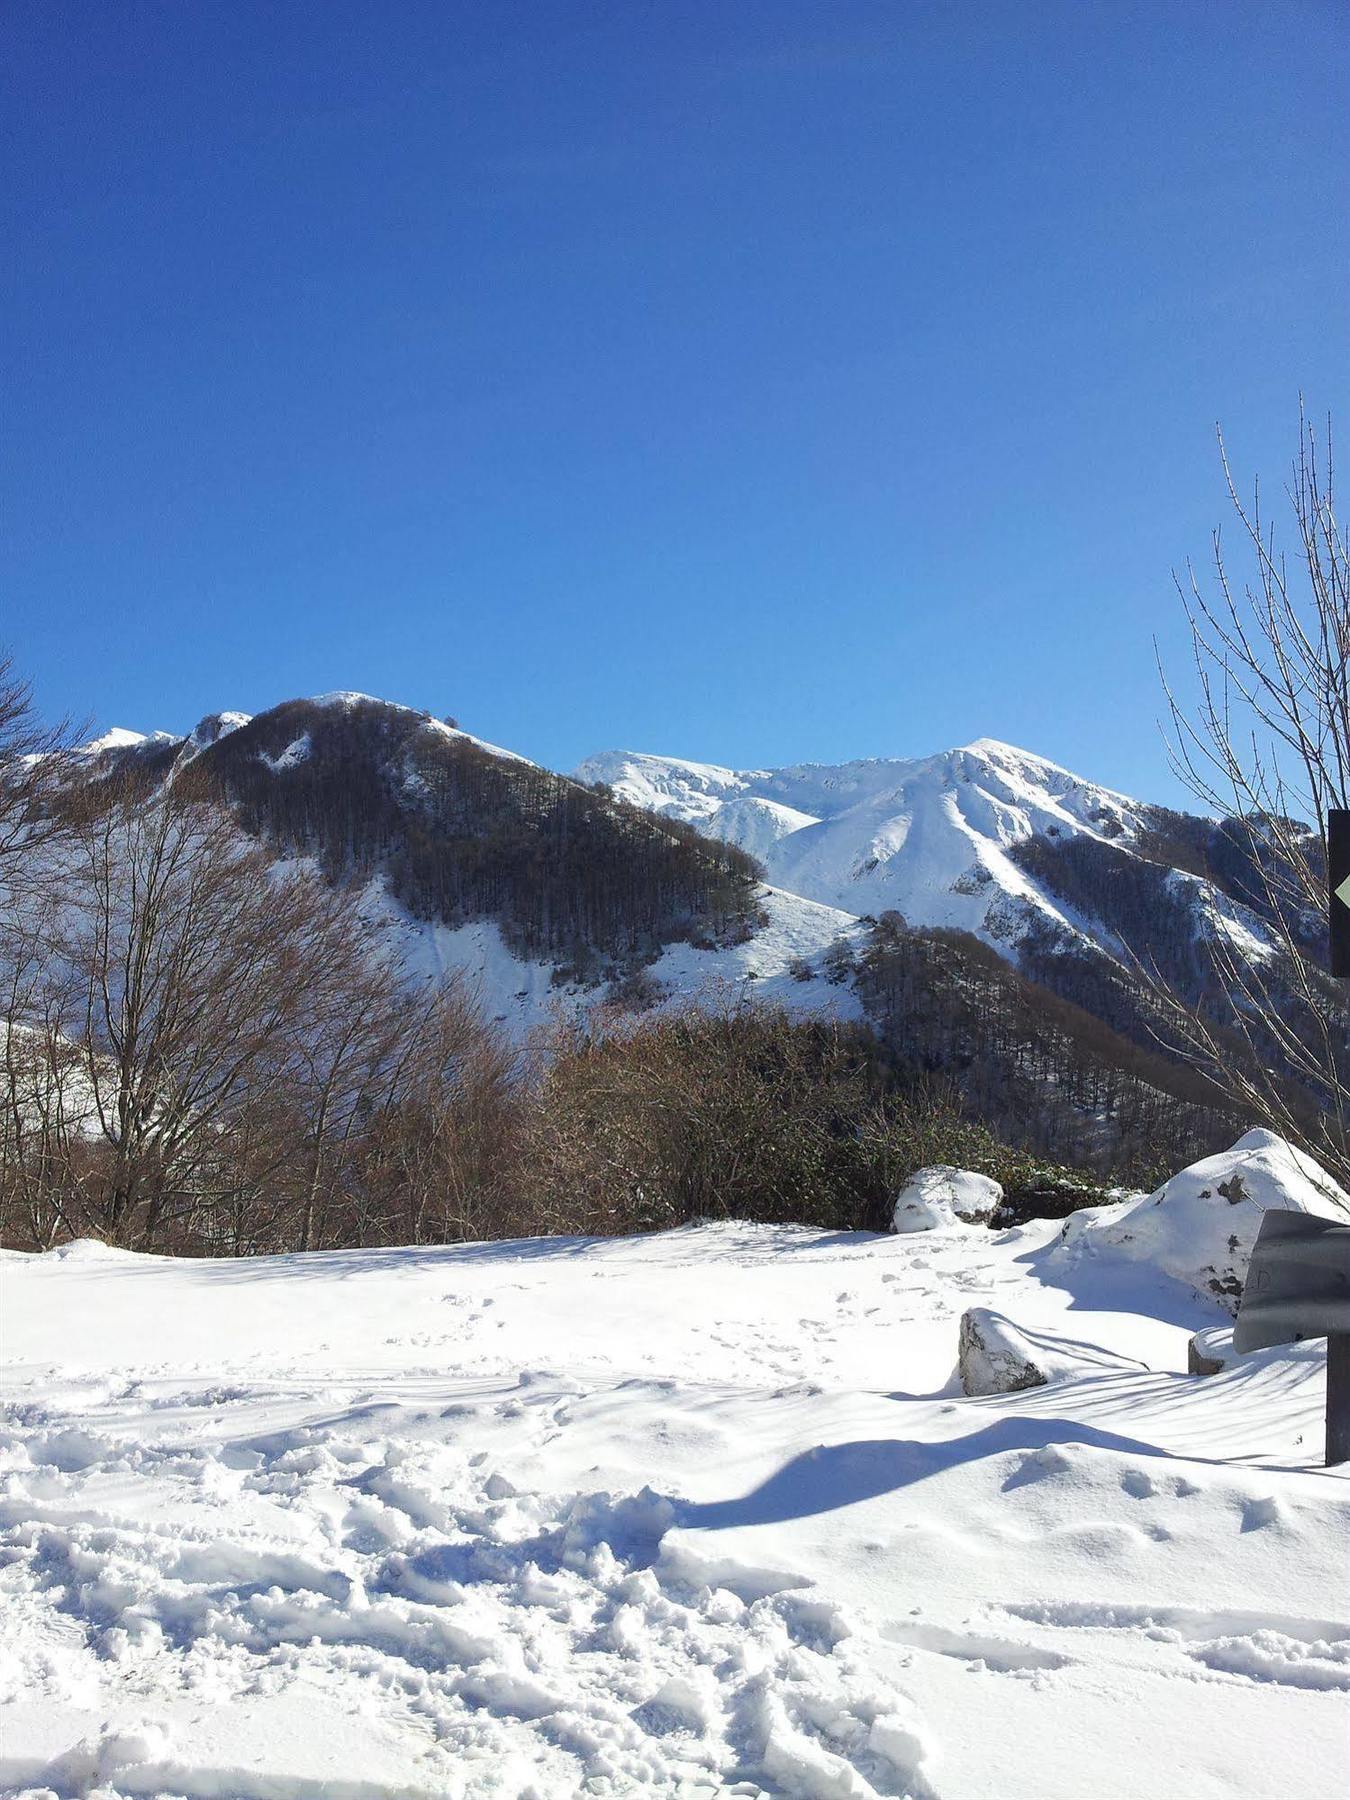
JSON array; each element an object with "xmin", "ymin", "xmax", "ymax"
[
  {"xmin": 1055, "ymin": 1130, "xmax": 1350, "ymax": 1311},
  {"xmin": 42, "ymin": 1237, "xmax": 142, "ymax": 1264},
  {"xmin": 892, "ymin": 1167, "xmax": 1002, "ymax": 1232}
]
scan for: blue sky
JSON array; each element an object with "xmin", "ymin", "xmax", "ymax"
[{"xmin": 5, "ymin": 1, "xmax": 1347, "ymax": 801}]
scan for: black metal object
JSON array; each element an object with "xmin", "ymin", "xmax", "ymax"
[
  {"xmin": 1233, "ymin": 1208, "xmax": 1350, "ymax": 1465},
  {"xmin": 1330, "ymin": 1333, "xmax": 1350, "ymax": 1467},
  {"xmin": 1330, "ymin": 807, "xmax": 1350, "ymax": 978}
]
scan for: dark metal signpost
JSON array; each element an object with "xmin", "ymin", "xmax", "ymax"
[
  {"xmin": 1233, "ymin": 1211, "xmax": 1350, "ymax": 1464},
  {"xmin": 1230, "ymin": 808, "xmax": 1350, "ymax": 1463},
  {"xmin": 1331, "ymin": 808, "xmax": 1350, "ymax": 979}
]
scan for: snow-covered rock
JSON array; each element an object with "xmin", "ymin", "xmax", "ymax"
[
  {"xmin": 1188, "ymin": 1325, "xmax": 1238, "ymax": 1376},
  {"xmin": 893, "ymin": 1166, "xmax": 1003, "ymax": 1230},
  {"xmin": 890, "ymin": 1189, "xmax": 958, "ymax": 1233},
  {"xmin": 957, "ymin": 1306, "xmax": 1148, "ymax": 1394},
  {"xmin": 1054, "ymin": 1129, "xmax": 1350, "ymax": 1311},
  {"xmin": 958, "ymin": 1308, "xmax": 1051, "ymax": 1393}
]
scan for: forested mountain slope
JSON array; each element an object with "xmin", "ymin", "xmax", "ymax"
[{"xmin": 77, "ymin": 694, "xmax": 862, "ymax": 1033}]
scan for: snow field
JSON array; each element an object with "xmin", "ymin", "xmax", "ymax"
[{"xmin": 2, "ymin": 1211, "xmax": 1348, "ymax": 1798}]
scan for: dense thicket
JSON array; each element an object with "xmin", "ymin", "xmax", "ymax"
[
  {"xmin": 851, "ymin": 913, "xmax": 1239, "ymax": 1185},
  {"xmin": 521, "ymin": 1004, "xmax": 1119, "ymax": 1237},
  {"xmin": 1009, "ymin": 830, "xmax": 1350, "ymax": 1127},
  {"xmin": 166, "ymin": 700, "xmax": 764, "ymax": 978}
]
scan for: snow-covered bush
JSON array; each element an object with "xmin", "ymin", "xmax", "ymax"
[
  {"xmin": 890, "ymin": 1166, "xmax": 1001, "ymax": 1233},
  {"xmin": 1053, "ymin": 1129, "xmax": 1350, "ymax": 1311}
]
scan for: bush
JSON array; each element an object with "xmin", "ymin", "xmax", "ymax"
[{"xmin": 518, "ymin": 1003, "xmax": 1113, "ymax": 1239}]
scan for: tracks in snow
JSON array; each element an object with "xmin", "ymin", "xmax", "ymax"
[{"xmin": 1, "ymin": 1399, "xmax": 939, "ymax": 1799}]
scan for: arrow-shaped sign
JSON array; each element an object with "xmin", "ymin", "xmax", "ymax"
[{"xmin": 1332, "ymin": 811, "xmax": 1350, "ymax": 978}]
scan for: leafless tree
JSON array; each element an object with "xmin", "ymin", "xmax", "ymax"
[
  {"xmin": 48, "ymin": 777, "xmax": 394, "ymax": 1246},
  {"xmin": 346, "ymin": 980, "xmax": 526, "ymax": 1247},
  {"xmin": 0, "ymin": 750, "xmax": 531, "ymax": 1251},
  {"xmin": 0, "ymin": 651, "xmax": 80, "ymax": 890},
  {"xmin": 1158, "ymin": 406, "xmax": 1350, "ymax": 1181}
]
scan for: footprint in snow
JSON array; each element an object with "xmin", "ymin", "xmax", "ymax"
[{"xmin": 1120, "ymin": 1469, "xmax": 1157, "ymax": 1500}]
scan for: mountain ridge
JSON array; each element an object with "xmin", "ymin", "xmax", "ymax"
[{"xmin": 54, "ymin": 691, "xmax": 1333, "ymax": 1168}]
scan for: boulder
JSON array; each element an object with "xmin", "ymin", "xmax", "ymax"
[
  {"xmin": 1188, "ymin": 1325, "xmax": 1237, "ymax": 1376},
  {"xmin": 958, "ymin": 1307, "xmax": 1150, "ymax": 1396},
  {"xmin": 1053, "ymin": 1130, "xmax": 1350, "ymax": 1313},
  {"xmin": 958, "ymin": 1309, "xmax": 1049, "ymax": 1394},
  {"xmin": 891, "ymin": 1167, "xmax": 1002, "ymax": 1234}
]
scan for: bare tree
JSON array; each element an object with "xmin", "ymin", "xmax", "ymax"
[
  {"xmin": 51, "ymin": 777, "xmax": 391, "ymax": 1247},
  {"xmin": 0, "ymin": 651, "xmax": 79, "ymax": 889},
  {"xmin": 1158, "ymin": 406, "xmax": 1350, "ymax": 1181},
  {"xmin": 347, "ymin": 979, "xmax": 526, "ymax": 1247}
]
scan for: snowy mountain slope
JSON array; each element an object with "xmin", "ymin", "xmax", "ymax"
[
  {"xmin": 379, "ymin": 881, "xmax": 864, "ymax": 1042},
  {"xmin": 83, "ymin": 692, "xmax": 531, "ymax": 774},
  {"xmin": 703, "ymin": 794, "xmax": 822, "ymax": 863},
  {"xmin": 59, "ymin": 702, "xmax": 1292, "ymax": 1073},
  {"xmin": 75, "ymin": 698, "xmax": 860, "ymax": 1040},
  {"xmin": 4, "ymin": 1156, "xmax": 1346, "ymax": 1797},
  {"xmin": 576, "ymin": 738, "xmax": 1277, "ymax": 970}
]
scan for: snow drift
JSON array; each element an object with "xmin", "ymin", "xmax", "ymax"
[{"xmin": 1054, "ymin": 1128, "xmax": 1350, "ymax": 1310}]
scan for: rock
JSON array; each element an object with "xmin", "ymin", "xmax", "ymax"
[
  {"xmin": 1053, "ymin": 1130, "xmax": 1350, "ymax": 1313},
  {"xmin": 1188, "ymin": 1326, "xmax": 1237, "ymax": 1376},
  {"xmin": 958, "ymin": 1307, "xmax": 1150, "ymax": 1395},
  {"xmin": 891, "ymin": 1192, "xmax": 957, "ymax": 1234},
  {"xmin": 958, "ymin": 1309, "xmax": 1050, "ymax": 1395},
  {"xmin": 891, "ymin": 1167, "xmax": 1002, "ymax": 1233}
]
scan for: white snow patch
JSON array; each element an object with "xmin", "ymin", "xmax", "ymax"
[
  {"xmin": 78, "ymin": 727, "xmax": 177, "ymax": 755},
  {"xmin": 259, "ymin": 730, "xmax": 313, "ymax": 772}
]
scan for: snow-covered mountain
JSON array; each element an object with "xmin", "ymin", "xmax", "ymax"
[
  {"xmin": 574, "ymin": 738, "xmax": 1259, "ymax": 969},
  {"xmin": 70, "ymin": 699, "xmax": 1300, "ymax": 1081},
  {"xmin": 48, "ymin": 695, "xmax": 1334, "ymax": 1167},
  {"xmin": 77, "ymin": 695, "xmax": 865, "ymax": 1040}
]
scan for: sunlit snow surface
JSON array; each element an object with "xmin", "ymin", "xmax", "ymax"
[{"xmin": 3, "ymin": 1217, "xmax": 1346, "ymax": 1798}]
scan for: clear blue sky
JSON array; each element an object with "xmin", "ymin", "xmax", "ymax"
[{"xmin": 4, "ymin": 1, "xmax": 1347, "ymax": 801}]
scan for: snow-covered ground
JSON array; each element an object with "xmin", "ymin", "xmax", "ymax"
[{"xmin": 3, "ymin": 1189, "xmax": 1347, "ymax": 1797}]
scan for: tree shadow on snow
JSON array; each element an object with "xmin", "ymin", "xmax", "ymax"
[
  {"xmin": 676, "ymin": 1416, "xmax": 1198, "ymax": 1531},
  {"xmin": 1012, "ymin": 1238, "xmax": 1218, "ymax": 1330}
]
